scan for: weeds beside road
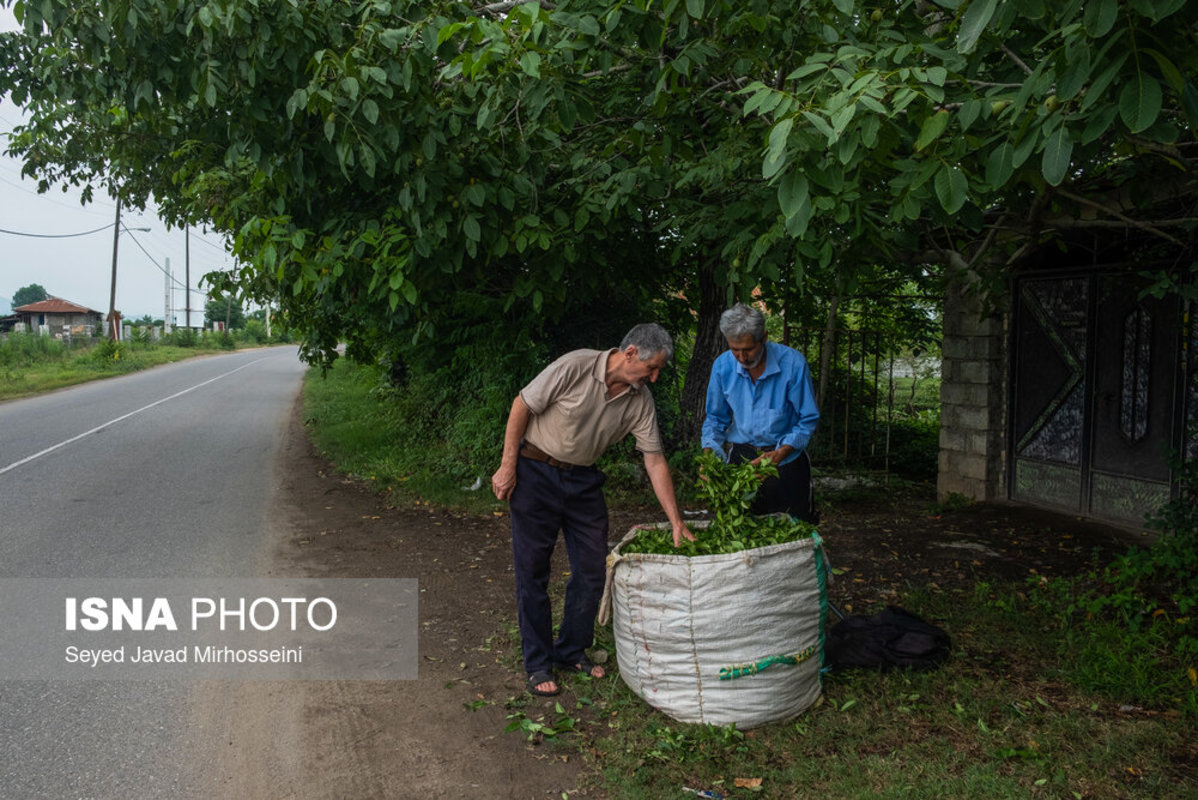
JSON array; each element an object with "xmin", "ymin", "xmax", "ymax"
[{"xmin": 0, "ymin": 330, "xmax": 287, "ymax": 401}]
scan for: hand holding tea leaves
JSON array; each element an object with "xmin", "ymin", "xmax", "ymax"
[
  {"xmin": 695, "ymin": 450, "xmax": 777, "ymax": 532},
  {"xmin": 622, "ymin": 452, "xmax": 814, "ymax": 556}
]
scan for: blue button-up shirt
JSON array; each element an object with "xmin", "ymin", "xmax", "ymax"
[{"xmin": 701, "ymin": 340, "xmax": 820, "ymax": 465}]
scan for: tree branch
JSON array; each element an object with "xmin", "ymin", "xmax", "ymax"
[
  {"xmin": 1124, "ymin": 134, "xmax": 1186, "ymax": 160},
  {"xmin": 477, "ymin": 0, "xmax": 555, "ymax": 15},
  {"xmin": 1044, "ymin": 217, "xmax": 1198, "ymax": 233},
  {"xmin": 954, "ymin": 80, "xmax": 1024, "ymax": 90},
  {"xmin": 1054, "ymin": 188, "xmax": 1185, "ymax": 246},
  {"xmin": 965, "ymin": 217, "xmax": 1003, "ymax": 272},
  {"xmin": 1001, "ymin": 44, "xmax": 1034, "ymax": 77},
  {"xmin": 581, "ymin": 63, "xmax": 634, "ymax": 79},
  {"xmin": 1004, "ymin": 191, "xmax": 1052, "ymax": 266}
]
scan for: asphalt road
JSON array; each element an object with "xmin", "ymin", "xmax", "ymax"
[{"xmin": 0, "ymin": 346, "xmax": 309, "ymax": 798}]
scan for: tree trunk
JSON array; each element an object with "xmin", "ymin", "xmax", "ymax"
[
  {"xmin": 677, "ymin": 262, "xmax": 726, "ymax": 445},
  {"xmin": 817, "ymin": 294, "xmax": 840, "ymax": 409}
]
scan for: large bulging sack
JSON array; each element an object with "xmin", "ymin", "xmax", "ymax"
[{"xmin": 600, "ymin": 522, "xmax": 829, "ymax": 729}]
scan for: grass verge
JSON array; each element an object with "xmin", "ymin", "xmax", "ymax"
[
  {"xmin": 541, "ymin": 580, "xmax": 1196, "ymax": 800},
  {"xmin": 0, "ymin": 333, "xmax": 262, "ymax": 401},
  {"xmin": 302, "ymin": 360, "xmax": 504, "ymax": 514}
]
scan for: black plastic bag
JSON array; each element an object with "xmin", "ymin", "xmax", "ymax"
[{"xmin": 825, "ymin": 605, "xmax": 951, "ymax": 671}]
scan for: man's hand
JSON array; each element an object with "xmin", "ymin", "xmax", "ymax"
[
  {"xmin": 755, "ymin": 445, "xmax": 794, "ymax": 469},
  {"xmin": 491, "ymin": 464, "xmax": 517, "ymax": 500},
  {"xmin": 672, "ymin": 523, "xmax": 695, "ymax": 547}
]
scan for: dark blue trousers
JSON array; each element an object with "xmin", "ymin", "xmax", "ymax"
[{"xmin": 509, "ymin": 455, "xmax": 608, "ymax": 675}]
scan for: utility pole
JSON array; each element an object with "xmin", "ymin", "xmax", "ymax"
[
  {"xmin": 185, "ymin": 224, "xmax": 192, "ymax": 329},
  {"xmin": 164, "ymin": 257, "xmax": 172, "ymax": 330},
  {"xmin": 108, "ymin": 198, "xmax": 122, "ymax": 340}
]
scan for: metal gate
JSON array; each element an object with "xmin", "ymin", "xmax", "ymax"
[{"xmin": 1011, "ymin": 272, "xmax": 1192, "ymax": 524}]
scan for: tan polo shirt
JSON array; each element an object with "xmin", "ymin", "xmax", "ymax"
[{"xmin": 520, "ymin": 348, "xmax": 664, "ymax": 466}]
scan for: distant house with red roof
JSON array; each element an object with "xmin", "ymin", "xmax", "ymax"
[{"xmin": 13, "ymin": 297, "xmax": 105, "ymax": 338}]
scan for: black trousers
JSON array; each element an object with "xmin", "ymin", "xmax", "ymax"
[
  {"xmin": 509, "ymin": 456, "xmax": 608, "ymax": 675},
  {"xmin": 728, "ymin": 444, "xmax": 817, "ymax": 523}
]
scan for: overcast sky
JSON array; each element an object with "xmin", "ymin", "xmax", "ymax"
[{"xmin": 0, "ymin": 9, "xmax": 237, "ymax": 321}]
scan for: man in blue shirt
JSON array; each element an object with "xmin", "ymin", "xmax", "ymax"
[{"xmin": 701, "ymin": 304, "xmax": 820, "ymax": 522}]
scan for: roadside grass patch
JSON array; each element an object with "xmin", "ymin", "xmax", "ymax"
[
  {"xmin": 0, "ymin": 331, "xmax": 72, "ymax": 367},
  {"xmin": 578, "ymin": 584, "xmax": 1193, "ymax": 799},
  {"xmin": 0, "ymin": 332, "xmax": 280, "ymax": 401},
  {"xmin": 302, "ymin": 359, "xmax": 504, "ymax": 513},
  {"xmin": 0, "ymin": 336, "xmax": 228, "ymax": 400}
]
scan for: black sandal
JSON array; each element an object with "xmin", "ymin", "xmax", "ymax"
[
  {"xmin": 527, "ymin": 671, "xmax": 560, "ymax": 697},
  {"xmin": 556, "ymin": 655, "xmax": 605, "ymax": 679}
]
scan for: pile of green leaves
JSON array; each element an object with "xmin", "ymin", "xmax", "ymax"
[{"xmin": 621, "ymin": 451, "xmax": 815, "ymax": 556}]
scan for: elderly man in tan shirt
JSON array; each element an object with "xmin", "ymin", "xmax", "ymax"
[{"xmin": 492, "ymin": 323, "xmax": 693, "ymax": 697}]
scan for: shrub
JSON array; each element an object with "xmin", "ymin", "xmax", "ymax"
[
  {"xmin": 165, "ymin": 328, "xmax": 199, "ymax": 348},
  {"xmin": 240, "ymin": 319, "xmax": 269, "ymax": 344},
  {"xmin": 1030, "ymin": 457, "xmax": 1198, "ymax": 714},
  {"xmin": 884, "ymin": 409, "xmax": 940, "ymax": 480},
  {"xmin": 1071, "ymin": 459, "xmax": 1198, "ymax": 627},
  {"xmin": 92, "ymin": 338, "xmax": 127, "ymax": 362},
  {"xmin": 0, "ymin": 332, "xmax": 69, "ymax": 367}
]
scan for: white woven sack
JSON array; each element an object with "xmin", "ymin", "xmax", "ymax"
[{"xmin": 600, "ymin": 522, "xmax": 828, "ymax": 729}]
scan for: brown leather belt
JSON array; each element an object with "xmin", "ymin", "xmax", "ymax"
[{"xmin": 520, "ymin": 442, "xmax": 584, "ymax": 471}]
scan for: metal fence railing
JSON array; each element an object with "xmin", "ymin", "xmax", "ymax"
[{"xmin": 786, "ymin": 327, "xmax": 940, "ymax": 474}]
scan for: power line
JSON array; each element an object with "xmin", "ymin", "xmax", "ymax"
[
  {"xmin": 0, "ymin": 222, "xmax": 115, "ymax": 238},
  {"xmin": 0, "ymin": 167, "xmax": 120, "ymax": 212},
  {"xmin": 0, "ymin": 167, "xmax": 114, "ymax": 218},
  {"xmin": 187, "ymin": 232, "xmax": 231, "ymax": 255},
  {"xmin": 120, "ymin": 225, "xmax": 188, "ymax": 291}
]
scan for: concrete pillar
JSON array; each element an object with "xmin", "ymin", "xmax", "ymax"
[{"xmin": 937, "ymin": 273, "xmax": 1009, "ymax": 502}]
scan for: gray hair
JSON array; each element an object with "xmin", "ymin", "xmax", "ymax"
[
  {"xmin": 719, "ymin": 304, "xmax": 766, "ymax": 341},
  {"xmin": 619, "ymin": 323, "xmax": 674, "ymax": 362}
]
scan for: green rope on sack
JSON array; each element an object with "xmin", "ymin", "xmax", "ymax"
[
  {"xmin": 813, "ymin": 530, "xmax": 830, "ymax": 669},
  {"xmin": 718, "ymin": 643, "xmax": 820, "ymax": 681}
]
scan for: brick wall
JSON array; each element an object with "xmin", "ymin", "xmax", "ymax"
[{"xmin": 937, "ymin": 275, "xmax": 1009, "ymax": 502}]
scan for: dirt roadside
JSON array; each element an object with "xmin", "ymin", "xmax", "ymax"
[
  {"xmin": 201, "ymin": 396, "xmax": 589, "ymax": 800},
  {"xmin": 199, "ymin": 395, "xmax": 1143, "ymax": 800}
]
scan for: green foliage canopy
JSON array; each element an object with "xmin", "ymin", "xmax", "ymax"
[
  {"xmin": 1, "ymin": 0, "xmax": 1194, "ymax": 366},
  {"xmin": 203, "ymin": 292, "xmax": 246, "ymax": 329},
  {"xmin": 745, "ymin": 0, "xmax": 1198, "ymax": 298},
  {"xmin": 12, "ymin": 283, "xmax": 48, "ymax": 308}
]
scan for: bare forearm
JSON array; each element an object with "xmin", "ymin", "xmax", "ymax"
[
  {"xmin": 492, "ymin": 396, "xmax": 530, "ymax": 500},
  {"xmin": 645, "ymin": 458, "xmax": 682, "ymax": 525},
  {"xmin": 500, "ymin": 396, "xmax": 530, "ymax": 465},
  {"xmin": 643, "ymin": 451, "xmax": 694, "ymax": 544}
]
